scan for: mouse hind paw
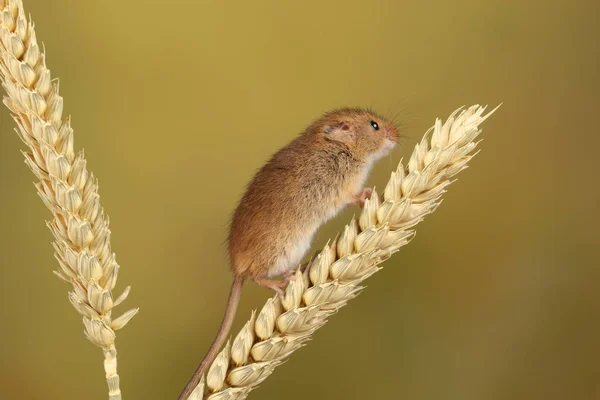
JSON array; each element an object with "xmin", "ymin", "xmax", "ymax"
[{"xmin": 254, "ymin": 277, "xmax": 289, "ymax": 299}]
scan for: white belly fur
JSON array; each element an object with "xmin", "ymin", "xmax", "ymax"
[
  {"xmin": 268, "ymin": 229, "xmax": 315, "ymax": 277},
  {"xmin": 266, "ymin": 148, "xmax": 392, "ymax": 279}
]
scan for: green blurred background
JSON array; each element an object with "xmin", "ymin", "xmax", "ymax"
[{"xmin": 0, "ymin": 0, "xmax": 597, "ymax": 399}]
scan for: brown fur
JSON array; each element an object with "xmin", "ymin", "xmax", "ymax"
[
  {"xmin": 179, "ymin": 108, "xmax": 399, "ymax": 400},
  {"xmin": 229, "ymin": 108, "xmax": 399, "ymax": 280}
]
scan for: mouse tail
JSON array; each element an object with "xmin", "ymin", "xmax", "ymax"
[{"xmin": 178, "ymin": 275, "xmax": 244, "ymax": 400}]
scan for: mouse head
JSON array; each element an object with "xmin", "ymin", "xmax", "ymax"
[{"xmin": 308, "ymin": 108, "xmax": 400, "ymax": 161}]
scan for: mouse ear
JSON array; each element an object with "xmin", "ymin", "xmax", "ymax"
[
  {"xmin": 324, "ymin": 121, "xmax": 352, "ymax": 142},
  {"xmin": 325, "ymin": 121, "xmax": 350, "ymax": 133}
]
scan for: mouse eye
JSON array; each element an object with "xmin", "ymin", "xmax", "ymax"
[{"xmin": 370, "ymin": 121, "xmax": 380, "ymax": 131}]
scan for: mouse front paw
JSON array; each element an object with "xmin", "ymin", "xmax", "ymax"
[{"xmin": 352, "ymin": 187, "xmax": 374, "ymax": 207}]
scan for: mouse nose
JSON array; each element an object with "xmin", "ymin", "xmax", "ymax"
[{"xmin": 386, "ymin": 124, "xmax": 400, "ymax": 142}]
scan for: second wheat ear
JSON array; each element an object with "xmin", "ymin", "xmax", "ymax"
[
  {"xmin": 182, "ymin": 104, "xmax": 499, "ymax": 400},
  {"xmin": 0, "ymin": 1, "xmax": 137, "ymax": 399}
]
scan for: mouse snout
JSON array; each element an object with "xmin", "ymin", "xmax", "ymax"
[{"xmin": 385, "ymin": 124, "xmax": 400, "ymax": 143}]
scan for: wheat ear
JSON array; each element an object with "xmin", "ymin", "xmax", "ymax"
[
  {"xmin": 0, "ymin": 1, "xmax": 138, "ymax": 399},
  {"xmin": 183, "ymin": 104, "xmax": 499, "ymax": 399}
]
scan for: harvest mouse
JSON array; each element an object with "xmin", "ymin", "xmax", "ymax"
[{"xmin": 179, "ymin": 108, "xmax": 399, "ymax": 399}]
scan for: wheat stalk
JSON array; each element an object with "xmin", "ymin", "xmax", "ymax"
[
  {"xmin": 183, "ymin": 104, "xmax": 499, "ymax": 399},
  {"xmin": 0, "ymin": 1, "xmax": 138, "ymax": 399}
]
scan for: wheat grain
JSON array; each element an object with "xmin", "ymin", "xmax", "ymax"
[
  {"xmin": 184, "ymin": 104, "xmax": 499, "ymax": 400},
  {"xmin": 0, "ymin": 1, "xmax": 137, "ymax": 399}
]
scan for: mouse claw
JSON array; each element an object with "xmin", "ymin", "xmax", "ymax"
[
  {"xmin": 255, "ymin": 277, "xmax": 289, "ymax": 299},
  {"xmin": 283, "ymin": 269, "xmax": 298, "ymax": 281},
  {"xmin": 275, "ymin": 287, "xmax": 285, "ymax": 301},
  {"xmin": 352, "ymin": 187, "xmax": 374, "ymax": 207}
]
